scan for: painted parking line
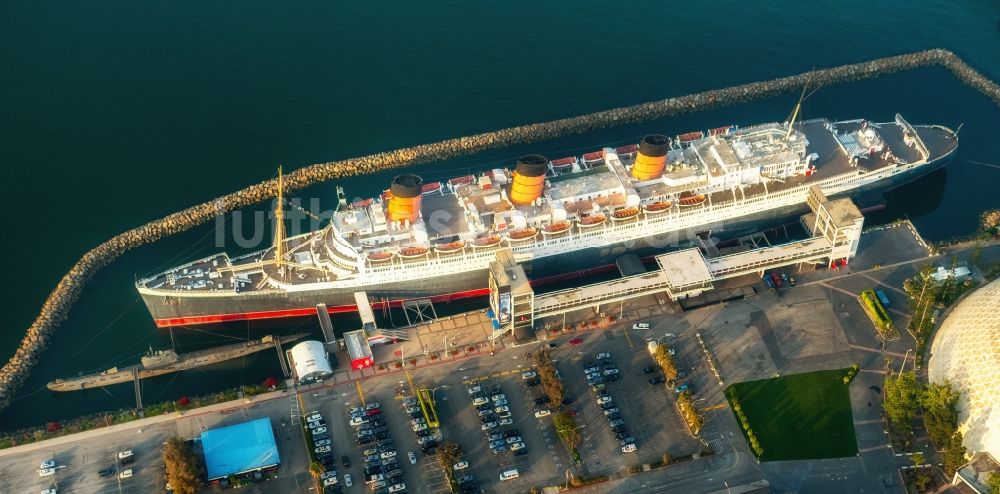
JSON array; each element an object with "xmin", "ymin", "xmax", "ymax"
[{"xmin": 702, "ymin": 403, "xmax": 727, "ymax": 412}]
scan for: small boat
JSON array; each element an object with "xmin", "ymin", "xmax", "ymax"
[
  {"xmin": 542, "ymin": 220, "xmax": 572, "ymax": 235},
  {"xmin": 578, "ymin": 213, "xmax": 606, "ymax": 228},
  {"xmin": 434, "ymin": 241, "xmax": 465, "ymax": 253},
  {"xmin": 582, "ymin": 151, "xmax": 604, "ymax": 163},
  {"xmin": 421, "ymin": 182, "xmax": 442, "ymax": 194},
  {"xmin": 398, "ymin": 246, "xmax": 429, "ymax": 258},
  {"xmin": 643, "ymin": 201, "xmax": 672, "ymax": 214},
  {"xmin": 473, "ymin": 235, "xmax": 502, "ymax": 247},
  {"xmin": 508, "ymin": 228, "xmax": 538, "ymax": 241},
  {"xmin": 678, "ymin": 192, "xmax": 707, "ymax": 206},
  {"xmin": 352, "ymin": 198, "xmax": 373, "ymax": 208},
  {"xmin": 611, "ymin": 207, "xmax": 640, "ymax": 220},
  {"xmin": 368, "ymin": 252, "xmax": 393, "ymax": 262},
  {"xmin": 550, "ymin": 157, "xmax": 577, "ymax": 170},
  {"xmin": 615, "ymin": 144, "xmax": 639, "ymax": 156}
]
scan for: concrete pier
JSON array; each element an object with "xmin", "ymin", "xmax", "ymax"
[{"xmin": 2, "ymin": 48, "xmax": 999, "ymax": 411}]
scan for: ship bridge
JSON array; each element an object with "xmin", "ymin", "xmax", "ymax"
[{"xmin": 488, "ymin": 186, "xmax": 864, "ymax": 342}]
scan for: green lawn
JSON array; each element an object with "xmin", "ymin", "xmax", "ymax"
[{"xmin": 726, "ymin": 369, "xmax": 858, "ymax": 461}]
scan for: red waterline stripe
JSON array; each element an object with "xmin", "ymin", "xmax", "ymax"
[{"xmin": 154, "ymin": 261, "xmax": 624, "ymax": 328}]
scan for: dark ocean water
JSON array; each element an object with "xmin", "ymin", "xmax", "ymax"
[{"xmin": 1, "ymin": 1, "xmax": 998, "ymax": 429}]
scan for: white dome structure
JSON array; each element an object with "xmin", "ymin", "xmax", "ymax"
[
  {"xmin": 290, "ymin": 340, "xmax": 333, "ymax": 384},
  {"xmin": 928, "ymin": 278, "xmax": 1000, "ymax": 458}
]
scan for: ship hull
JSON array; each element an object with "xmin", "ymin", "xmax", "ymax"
[{"xmin": 140, "ymin": 147, "xmax": 953, "ymax": 329}]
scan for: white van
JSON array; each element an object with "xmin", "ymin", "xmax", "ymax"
[
  {"xmin": 500, "ymin": 469, "xmax": 519, "ymax": 481},
  {"xmin": 633, "ymin": 322, "xmax": 650, "ymax": 330},
  {"xmin": 647, "ymin": 340, "xmax": 659, "ymax": 356}
]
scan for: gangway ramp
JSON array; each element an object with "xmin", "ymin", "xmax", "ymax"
[
  {"xmin": 705, "ymin": 236, "xmax": 834, "ymax": 279},
  {"xmin": 315, "ymin": 304, "xmax": 336, "ymax": 344},
  {"xmin": 534, "ymin": 271, "xmax": 671, "ymax": 319}
]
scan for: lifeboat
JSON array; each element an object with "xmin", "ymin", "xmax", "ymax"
[
  {"xmin": 448, "ymin": 175, "xmax": 476, "ymax": 186},
  {"xmin": 677, "ymin": 131, "xmax": 705, "ymax": 143},
  {"xmin": 577, "ymin": 213, "xmax": 606, "ymax": 228},
  {"xmin": 508, "ymin": 228, "xmax": 538, "ymax": 242},
  {"xmin": 582, "ymin": 150, "xmax": 604, "ymax": 164},
  {"xmin": 434, "ymin": 241, "xmax": 465, "ymax": 253},
  {"xmin": 421, "ymin": 182, "xmax": 442, "ymax": 194},
  {"xmin": 352, "ymin": 198, "xmax": 373, "ymax": 208},
  {"xmin": 611, "ymin": 207, "xmax": 640, "ymax": 221},
  {"xmin": 367, "ymin": 252, "xmax": 393, "ymax": 262},
  {"xmin": 398, "ymin": 246, "xmax": 429, "ymax": 258},
  {"xmin": 615, "ymin": 144, "xmax": 639, "ymax": 156},
  {"xmin": 473, "ymin": 235, "xmax": 502, "ymax": 248},
  {"xmin": 678, "ymin": 192, "xmax": 707, "ymax": 207},
  {"xmin": 542, "ymin": 220, "xmax": 572, "ymax": 235},
  {"xmin": 550, "ymin": 157, "xmax": 577, "ymax": 170},
  {"xmin": 643, "ymin": 201, "xmax": 672, "ymax": 214}
]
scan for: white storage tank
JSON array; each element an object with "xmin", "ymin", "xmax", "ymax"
[{"xmin": 290, "ymin": 340, "xmax": 333, "ymax": 384}]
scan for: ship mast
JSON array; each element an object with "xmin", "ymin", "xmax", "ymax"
[{"xmin": 784, "ymin": 83, "xmax": 809, "ymax": 141}]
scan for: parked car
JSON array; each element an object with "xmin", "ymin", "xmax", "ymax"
[
  {"xmin": 499, "ymin": 418, "xmax": 514, "ymax": 426},
  {"xmin": 412, "ymin": 423, "xmax": 428, "ymax": 432},
  {"xmin": 521, "ymin": 371, "xmax": 537, "ymax": 381},
  {"xmin": 675, "ymin": 383, "xmax": 691, "ymax": 393},
  {"xmin": 632, "ymin": 322, "xmax": 650, "ymax": 330},
  {"xmin": 365, "ymin": 402, "xmax": 381, "ymax": 410},
  {"xmin": 648, "ymin": 376, "xmax": 665, "ymax": 386},
  {"xmin": 408, "ymin": 452, "xmax": 417, "ymax": 464},
  {"xmin": 316, "ymin": 446, "xmax": 333, "ymax": 454},
  {"xmin": 457, "ymin": 474, "xmax": 475, "ymax": 484},
  {"xmin": 380, "ymin": 451, "xmax": 397, "ymax": 460},
  {"xmin": 505, "ymin": 436, "xmax": 522, "ymax": 444},
  {"xmin": 98, "ymin": 467, "xmax": 115, "ymax": 478},
  {"xmin": 597, "ymin": 396, "xmax": 612, "ymax": 405},
  {"xmin": 315, "ymin": 439, "xmax": 332, "ymax": 447},
  {"xmin": 503, "ymin": 429, "xmax": 520, "ymax": 438},
  {"xmin": 490, "ymin": 393, "xmax": 505, "ymax": 402},
  {"xmin": 306, "ymin": 413, "xmax": 323, "ymax": 423},
  {"xmin": 603, "ymin": 407, "xmax": 619, "ymax": 416},
  {"xmin": 510, "ymin": 441, "xmax": 526, "ymax": 451},
  {"xmin": 402, "ymin": 396, "xmax": 417, "ymax": 406},
  {"xmin": 497, "ymin": 410, "xmax": 512, "ymax": 419},
  {"xmin": 467, "ymin": 385, "xmax": 482, "ymax": 395},
  {"xmin": 312, "ymin": 426, "xmax": 328, "ymax": 435},
  {"xmin": 608, "ymin": 418, "xmax": 625, "ymax": 427},
  {"xmin": 118, "ymin": 469, "xmax": 133, "ymax": 480},
  {"xmin": 453, "ymin": 461, "xmax": 469, "ymax": 471},
  {"xmin": 39, "ymin": 468, "xmax": 55, "ymax": 477},
  {"xmin": 534, "ymin": 409, "xmax": 551, "ymax": 418},
  {"xmin": 481, "ymin": 421, "xmax": 498, "ymax": 431},
  {"xmin": 488, "ymin": 433, "xmax": 503, "ymax": 442},
  {"xmin": 344, "ymin": 474, "xmax": 353, "ymax": 487},
  {"xmin": 342, "ymin": 456, "xmax": 351, "ymax": 467},
  {"xmin": 642, "ymin": 366, "xmax": 659, "ymax": 374},
  {"xmin": 622, "ymin": 444, "xmax": 637, "ymax": 453}
]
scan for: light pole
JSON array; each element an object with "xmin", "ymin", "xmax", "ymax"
[{"xmin": 429, "ymin": 385, "xmax": 450, "ymax": 402}]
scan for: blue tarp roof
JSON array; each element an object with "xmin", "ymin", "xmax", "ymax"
[{"xmin": 201, "ymin": 417, "xmax": 280, "ymax": 480}]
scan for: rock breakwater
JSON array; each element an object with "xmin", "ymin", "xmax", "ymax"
[{"xmin": 2, "ymin": 48, "xmax": 998, "ymax": 412}]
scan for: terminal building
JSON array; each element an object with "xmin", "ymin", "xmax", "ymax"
[
  {"xmin": 201, "ymin": 417, "xmax": 281, "ymax": 484},
  {"xmin": 289, "ymin": 340, "xmax": 333, "ymax": 384},
  {"xmin": 928, "ymin": 278, "xmax": 1000, "ymax": 493}
]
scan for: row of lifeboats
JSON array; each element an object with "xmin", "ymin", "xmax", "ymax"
[{"xmin": 364, "ymin": 197, "xmax": 710, "ymax": 263}]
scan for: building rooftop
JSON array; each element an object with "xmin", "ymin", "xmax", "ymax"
[
  {"xmin": 201, "ymin": 418, "xmax": 280, "ymax": 480},
  {"xmin": 655, "ymin": 248, "xmax": 714, "ymax": 290}
]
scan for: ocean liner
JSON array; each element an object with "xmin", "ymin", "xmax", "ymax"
[{"xmin": 137, "ymin": 114, "xmax": 957, "ymax": 328}]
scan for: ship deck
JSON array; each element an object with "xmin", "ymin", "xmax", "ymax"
[{"xmin": 137, "ymin": 118, "xmax": 957, "ymax": 296}]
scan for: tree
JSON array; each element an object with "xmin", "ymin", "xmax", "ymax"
[
  {"xmin": 309, "ymin": 460, "xmax": 325, "ymax": 478},
  {"xmin": 987, "ymin": 471, "xmax": 1000, "ymax": 494},
  {"xmin": 883, "ymin": 372, "xmax": 920, "ymax": 432},
  {"xmin": 163, "ymin": 436, "xmax": 202, "ymax": 494},
  {"xmin": 942, "ymin": 431, "xmax": 968, "ymax": 476},
  {"xmin": 921, "ymin": 380, "xmax": 961, "ymax": 447},
  {"xmin": 553, "ymin": 412, "xmax": 581, "ymax": 450},
  {"xmin": 654, "ymin": 346, "xmax": 678, "ymax": 380}
]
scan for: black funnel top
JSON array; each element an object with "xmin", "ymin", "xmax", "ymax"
[
  {"xmin": 638, "ymin": 135, "xmax": 669, "ymax": 158},
  {"xmin": 390, "ymin": 174, "xmax": 423, "ymax": 198},
  {"xmin": 515, "ymin": 155, "xmax": 548, "ymax": 178}
]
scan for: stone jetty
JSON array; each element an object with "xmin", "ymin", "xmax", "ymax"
[{"xmin": 1, "ymin": 48, "xmax": 998, "ymax": 411}]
